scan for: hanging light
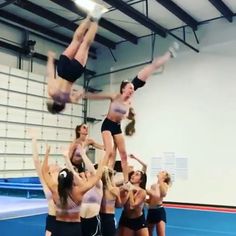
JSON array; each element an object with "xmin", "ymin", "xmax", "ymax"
[
  {"xmin": 73, "ymin": 0, "xmax": 97, "ymax": 13},
  {"xmin": 73, "ymin": 0, "xmax": 108, "ymax": 21}
]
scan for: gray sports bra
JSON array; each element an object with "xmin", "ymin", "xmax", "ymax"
[
  {"xmin": 110, "ymin": 101, "xmax": 127, "ymax": 115},
  {"xmin": 56, "ymin": 194, "xmax": 81, "ymax": 214},
  {"xmin": 82, "ymin": 186, "xmax": 102, "ymax": 204},
  {"xmin": 51, "ymin": 90, "xmax": 70, "ymax": 104}
]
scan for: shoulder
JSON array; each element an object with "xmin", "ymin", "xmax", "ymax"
[
  {"xmin": 112, "ymin": 94, "xmax": 121, "ymax": 101},
  {"xmin": 86, "ymin": 138, "xmax": 94, "ymax": 145}
]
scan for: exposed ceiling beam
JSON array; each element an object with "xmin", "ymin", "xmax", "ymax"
[
  {"xmin": 0, "ymin": 9, "xmax": 96, "ymax": 58},
  {"xmin": 0, "ymin": 0, "xmax": 15, "ymax": 8},
  {"xmin": 10, "ymin": 0, "xmax": 116, "ymax": 48},
  {"xmin": 0, "ymin": 39, "xmax": 96, "ymax": 75},
  {"xmin": 208, "ymin": 0, "xmax": 234, "ymax": 22},
  {"xmin": 103, "ymin": 0, "xmax": 167, "ymax": 37},
  {"xmin": 0, "ymin": 39, "xmax": 23, "ymax": 54},
  {"xmin": 50, "ymin": 0, "xmax": 138, "ymax": 44},
  {"xmin": 155, "ymin": 0, "xmax": 198, "ymax": 30},
  {"xmin": 0, "ymin": 10, "xmax": 69, "ymax": 43}
]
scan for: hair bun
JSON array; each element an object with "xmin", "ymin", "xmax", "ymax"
[{"xmin": 60, "ymin": 170, "xmax": 67, "ymax": 178}]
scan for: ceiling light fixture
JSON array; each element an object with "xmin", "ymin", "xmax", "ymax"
[{"xmin": 73, "ymin": 0, "xmax": 97, "ymax": 12}]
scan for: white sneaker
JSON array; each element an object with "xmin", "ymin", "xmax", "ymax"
[
  {"xmin": 168, "ymin": 42, "xmax": 179, "ymax": 58},
  {"xmin": 89, "ymin": 3, "xmax": 108, "ymax": 22}
]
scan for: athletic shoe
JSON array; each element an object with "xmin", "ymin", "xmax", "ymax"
[
  {"xmin": 169, "ymin": 41, "xmax": 180, "ymax": 58},
  {"xmin": 89, "ymin": 3, "xmax": 108, "ymax": 22}
]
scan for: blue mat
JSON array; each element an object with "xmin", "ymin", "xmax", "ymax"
[
  {"xmin": 1, "ymin": 207, "xmax": 236, "ymax": 236},
  {"xmin": 0, "ymin": 177, "xmax": 43, "ymax": 198}
]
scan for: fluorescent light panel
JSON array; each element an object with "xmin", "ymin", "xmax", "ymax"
[{"xmin": 74, "ymin": 0, "xmax": 97, "ymax": 12}]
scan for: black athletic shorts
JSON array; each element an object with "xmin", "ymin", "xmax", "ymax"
[
  {"xmin": 57, "ymin": 54, "xmax": 85, "ymax": 83},
  {"xmin": 53, "ymin": 220, "xmax": 82, "ymax": 236},
  {"xmin": 131, "ymin": 76, "xmax": 146, "ymax": 91},
  {"xmin": 146, "ymin": 207, "xmax": 167, "ymax": 224},
  {"xmin": 81, "ymin": 215, "xmax": 102, "ymax": 236},
  {"xmin": 100, "ymin": 213, "xmax": 116, "ymax": 236},
  {"xmin": 119, "ymin": 211, "xmax": 147, "ymax": 231},
  {"xmin": 101, "ymin": 118, "xmax": 122, "ymax": 136},
  {"xmin": 45, "ymin": 214, "xmax": 57, "ymax": 234}
]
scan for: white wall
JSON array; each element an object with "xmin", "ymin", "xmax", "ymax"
[
  {"xmin": 0, "ymin": 64, "xmax": 84, "ymax": 178},
  {"xmin": 89, "ymin": 18, "xmax": 236, "ymax": 206}
]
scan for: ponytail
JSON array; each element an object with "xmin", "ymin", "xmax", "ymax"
[{"xmin": 125, "ymin": 107, "xmax": 136, "ymax": 136}]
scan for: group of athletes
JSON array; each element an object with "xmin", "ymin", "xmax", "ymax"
[{"xmin": 30, "ymin": 3, "xmax": 178, "ymax": 236}]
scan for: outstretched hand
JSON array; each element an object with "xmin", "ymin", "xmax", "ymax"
[
  {"xmin": 128, "ymin": 154, "xmax": 136, "ymax": 159},
  {"xmin": 71, "ymin": 89, "xmax": 84, "ymax": 103},
  {"xmin": 45, "ymin": 144, "xmax": 51, "ymax": 156},
  {"xmin": 27, "ymin": 128, "xmax": 38, "ymax": 140}
]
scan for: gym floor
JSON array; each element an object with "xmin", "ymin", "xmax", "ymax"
[{"xmin": 1, "ymin": 196, "xmax": 236, "ymax": 236}]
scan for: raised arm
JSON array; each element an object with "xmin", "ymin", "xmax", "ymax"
[
  {"xmin": 159, "ymin": 179, "xmax": 169, "ymax": 198},
  {"xmin": 119, "ymin": 187, "xmax": 130, "ymax": 205},
  {"xmin": 129, "ymin": 189, "xmax": 146, "ymax": 209},
  {"xmin": 46, "ymin": 51, "xmax": 57, "ymax": 96},
  {"xmin": 146, "ymin": 184, "xmax": 156, "ymax": 197},
  {"xmin": 63, "ymin": 147, "xmax": 83, "ymax": 183},
  {"xmin": 31, "ymin": 138, "xmax": 51, "ymax": 196},
  {"xmin": 111, "ymin": 187, "xmax": 122, "ymax": 206},
  {"xmin": 79, "ymin": 156, "xmax": 105, "ymax": 194},
  {"xmin": 41, "ymin": 145, "xmax": 58, "ymax": 195},
  {"xmin": 87, "ymin": 138, "xmax": 104, "ymax": 150},
  {"xmin": 104, "ymin": 168, "xmax": 121, "ymax": 204},
  {"xmin": 79, "ymin": 145, "xmax": 96, "ymax": 174},
  {"xmin": 129, "ymin": 154, "xmax": 147, "ymax": 173}
]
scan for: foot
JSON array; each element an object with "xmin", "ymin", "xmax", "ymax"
[
  {"xmin": 88, "ymin": 3, "xmax": 108, "ymax": 22},
  {"xmin": 168, "ymin": 42, "xmax": 179, "ymax": 58}
]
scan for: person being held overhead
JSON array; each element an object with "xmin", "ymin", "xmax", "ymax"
[{"xmin": 81, "ymin": 43, "xmax": 179, "ymax": 184}]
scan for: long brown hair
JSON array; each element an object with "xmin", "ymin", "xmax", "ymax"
[
  {"xmin": 125, "ymin": 107, "xmax": 136, "ymax": 136},
  {"xmin": 75, "ymin": 124, "xmax": 84, "ymax": 139},
  {"xmin": 58, "ymin": 168, "xmax": 74, "ymax": 208},
  {"xmin": 129, "ymin": 170, "xmax": 147, "ymax": 189}
]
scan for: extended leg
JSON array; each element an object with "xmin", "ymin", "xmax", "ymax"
[
  {"xmin": 137, "ymin": 42, "xmax": 179, "ymax": 82},
  {"xmin": 74, "ymin": 21, "xmax": 98, "ymax": 66},
  {"xmin": 62, "ymin": 17, "xmax": 91, "ymax": 60}
]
